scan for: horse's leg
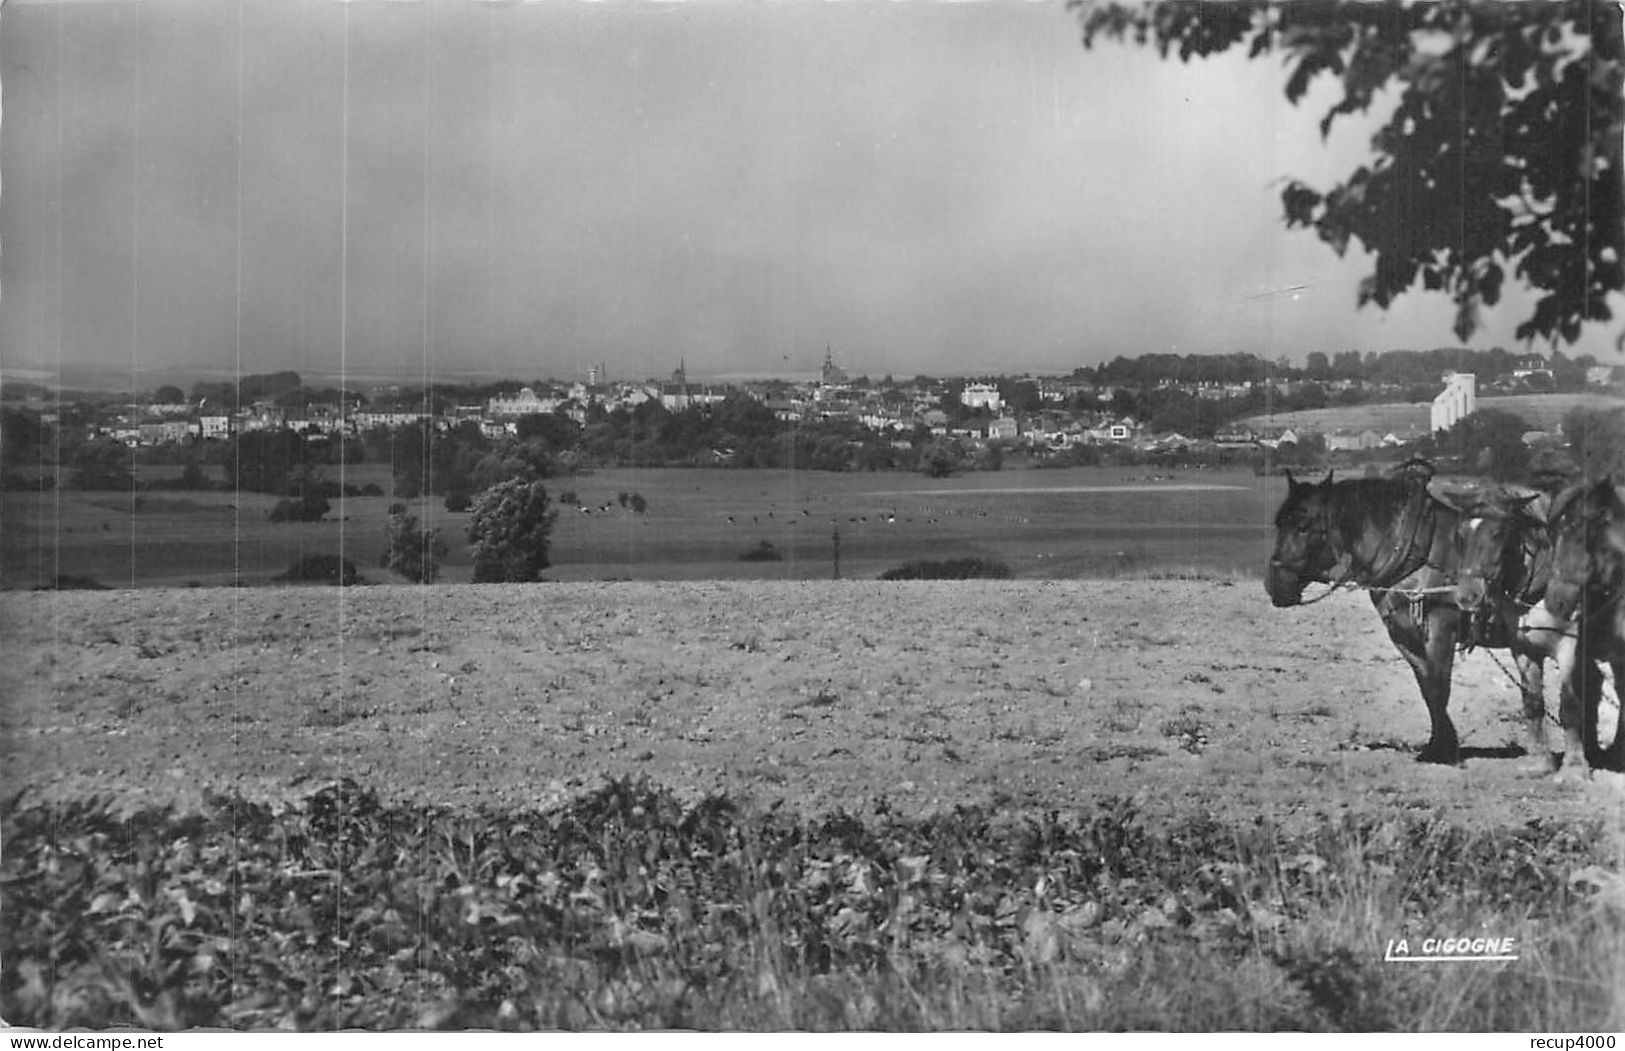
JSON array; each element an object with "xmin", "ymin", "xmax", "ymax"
[
  {"xmin": 1602, "ymin": 656, "xmax": 1625, "ymax": 773},
  {"xmin": 1377, "ymin": 596, "xmax": 1460, "ymax": 764},
  {"xmin": 1511, "ymin": 605, "xmax": 1559, "ymax": 774},
  {"xmin": 1551, "ymin": 628, "xmax": 1593, "ymax": 781},
  {"xmin": 1510, "ymin": 649, "xmax": 1556, "ymax": 773}
]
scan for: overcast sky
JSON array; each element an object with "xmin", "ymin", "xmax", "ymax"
[{"xmin": 2, "ymin": 0, "xmax": 1621, "ymax": 388}]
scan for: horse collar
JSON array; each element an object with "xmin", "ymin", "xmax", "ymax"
[{"xmin": 1365, "ymin": 487, "xmax": 1437, "ymax": 588}]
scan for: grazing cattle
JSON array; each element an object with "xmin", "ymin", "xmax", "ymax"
[{"xmin": 1266, "ymin": 464, "xmax": 1470, "ymax": 763}]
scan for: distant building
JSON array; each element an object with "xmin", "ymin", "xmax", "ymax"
[
  {"xmin": 1511, "ymin": 357, "xmax": 1553, "ymax": 381},
  {"xmin": 1325, "ymin": 428, "xmax": 1384, "ymax": 452},
  {"xmin": 820, "ymin": 346, "xmax": 849, "ymax": 387},
  {"xmin": 487, "ymin": 387, "xmax": 555, "ymax": 417},
  {"xmin": 987, "ymin": 417, "xmax": 1018, "ymax": 441},
  {"xmin": 661, "ymin": 360, "xmax": 695, "ymax": 411},
  {"xmin": 1431, "ymin": 372, "xmax": 1477, "ymax": 433},
  {"xmin": 961, "ymin": 383, "xmax": 1002, "ymax": 412}
]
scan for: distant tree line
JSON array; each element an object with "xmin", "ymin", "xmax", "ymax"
[{"xmin": 1072, "ymin": 346, "xmax": 1605, "ymax": 393}]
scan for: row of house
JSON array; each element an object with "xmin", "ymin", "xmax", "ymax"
[{"xmin": 77, "ymin": 358, "xmax": 1570, "ymax": 457}]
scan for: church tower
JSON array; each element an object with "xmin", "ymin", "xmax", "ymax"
[{"xmin": 820, "ymin": 345, "xmax": 848, "ymax": 386}]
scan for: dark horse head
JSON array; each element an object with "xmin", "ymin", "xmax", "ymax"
[
  {"xmin": 1451, "ymin": 491, "xmax": 1547, "ymax": 614},
  {"xmin": 1265, "ymin": 461, "xmax": 1450, "ymax": 608},
  {"xmin": 1265, "ymin": 470, "xmax": 1340, "ymax": 607},
  {"xmin": 1545, "ymin": 476, "xmax": 1624, "ymax": 621}
]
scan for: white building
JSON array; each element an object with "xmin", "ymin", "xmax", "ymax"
[
  {"xmin": 1430, "ymin": 372, "xmax": 1477, "ymax": 433},
  {"xmin": 961, "ymin": 383, "xmax": 1002, "ymax": 412},
  {"xmin": 487, "ymin": 387, "xmax": 557, "ymax": 417}
]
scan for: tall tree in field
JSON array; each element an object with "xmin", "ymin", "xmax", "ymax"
[
  {"xmin": 382, "ymin": 511, "xmax": 449, "ymax": 584},
  {"xmin": 467, "ymin": 478, "xmax": 557, "ymax": 583},
  {"xmin": 1072, "ymin": 0, "xmax": 1623, "ymax": 346}
]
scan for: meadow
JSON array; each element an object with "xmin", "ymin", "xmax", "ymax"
[
  {"xmin": 0, "ymin": 464, "xmax": 1283, "ymax": 589},
  {"xmin": 1236, "ymin": 390, "xmax": 1623, "ymax": 437}
]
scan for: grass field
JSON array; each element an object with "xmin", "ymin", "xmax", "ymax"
[
  {"xmin": 1, "ymin": 465, "xmax": 1285, "ymax": 588},
  {"xmin": 1237, "ymin": 391, "xmax": 1623, "ymax": 435}
]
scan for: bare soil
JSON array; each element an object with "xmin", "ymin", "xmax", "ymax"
[{"xmin": 3, "ymin": 581, "xmax": 1622, "ymax": 834}]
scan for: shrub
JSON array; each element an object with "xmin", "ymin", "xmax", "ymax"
[
  {"xmin": 278, "ymin": 554, "xmax": 362, "ymax": 586},
  {"xmin": 268, "ymin": 495, "xmax": 330, "ymax": 523},
  {"xmin": 359, "ymin": 482, "xmax": 385, "ymax": 497},
  {"xmin": 467, "ymin": 478, "xmax": 556, "ymax": 583},
  {"xmin": 382, "ymin": 512, "xmax": 449, "ymax": 584},
  {"xmin": 880, "ymin": 557, "xmax": 1012, "ymax": 581},
  {"xmin": 739, "ymin": 539, "xmax": 783, "ymax": 562},
  {"xmin": 444, "ymin": 490, "xmax": 473, "ymax": 513}
]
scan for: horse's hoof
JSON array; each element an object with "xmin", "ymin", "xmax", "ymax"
[
  {"xmin": 1415, "ymin": 746, "xmax": 1461, "ymax": 766},
  {"xmin": 1550, "ymin": 764, "xmax": 1593, "ymax": 784}
]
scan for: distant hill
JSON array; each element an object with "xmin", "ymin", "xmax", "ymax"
[
  {"xmin": 0, "ymin": 360, "xmax": 577, "ymax": 399},
  {"xmin": 1238, "ymin": 391, "xmax": 1624, "ymax": 436}
]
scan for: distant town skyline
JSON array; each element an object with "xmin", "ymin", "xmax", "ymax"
[{"xmin": 3, "ymin": 0, "xmax": 1621, "ymax": 391}]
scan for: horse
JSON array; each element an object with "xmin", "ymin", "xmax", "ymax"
[
  {"xmin": 1448, "ymin": 487, "xmax": 1611, "ymax": 776},
  {"xmin": 1546, "ymin": 476, "xmax": 1624, "ymax": 625},
  {"xmin": 1541, "ymin": 476, "xmax": 1625, "ymax": 774},
  {"xmin": 1449, "ymin": 489, "xmax": 1560, "ymax": 770},
  {"xmin": 1265, "ymin": 464, "xmax": 1470, "ymax": 763}
]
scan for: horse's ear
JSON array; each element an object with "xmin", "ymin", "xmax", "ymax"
[
  {"xmin": 1283, "ymin": 469, "xmax": 1297, "ymax": 487},
  {"xmin": 1319, "ymin": 470, "xmax": 1334, "ymax": 487}
]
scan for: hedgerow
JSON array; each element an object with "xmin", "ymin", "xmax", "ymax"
[{"xmin": 879, "ymin": 558, "xmax": 1012, "ymax": 581}]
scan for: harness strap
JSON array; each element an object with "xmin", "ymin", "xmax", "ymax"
[{"xmin": 1365, "ymin": 484, "xmax": 1438, "ymax": 589}]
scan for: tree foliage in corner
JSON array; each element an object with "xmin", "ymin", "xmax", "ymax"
[
  {"xmin": 467, "ymin": 478, "xmax": 557, "ymax": 583},
  {"xmin": 1072, "ymin": 0, "xmax": 1623, "ymax": 345}
]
